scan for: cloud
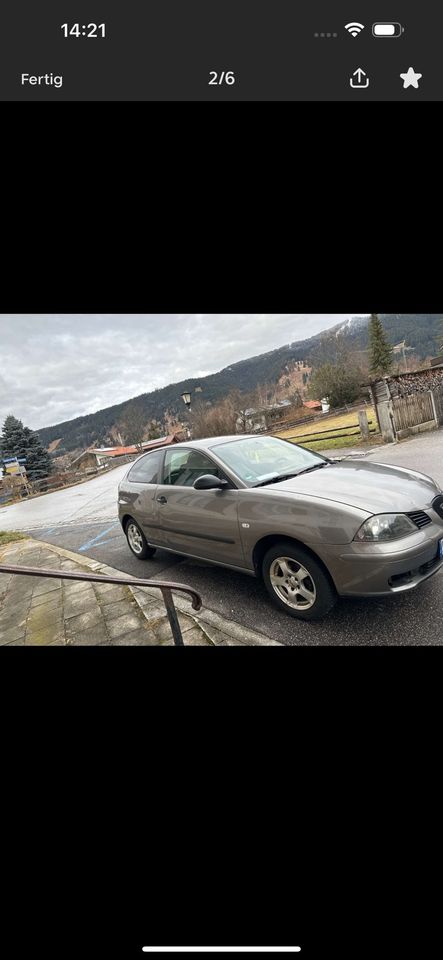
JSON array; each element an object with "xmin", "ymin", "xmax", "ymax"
[{"xmin": 0, "ymin": 314, "xmax": 359, "ymax": 431}]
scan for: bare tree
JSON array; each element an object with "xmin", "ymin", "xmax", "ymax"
[
  {"xmin": 191, "ymin": 390, "xmax": 251, "ymax": 439},
  {"xmin": 147, "ymin": 419, "xmax": 162, "ymax": 440},
  {"xmin": 119, "ymin": 403, "xmax": 147, "ymax": 452}
]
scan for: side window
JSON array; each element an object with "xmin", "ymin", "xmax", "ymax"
[
  {"xmin": 127, "ymin": 450, "xmax": 162, "ymax": 484},
  {"xmin": 163, "ymin": 448, "xmax": 226, "ymax": 487}
]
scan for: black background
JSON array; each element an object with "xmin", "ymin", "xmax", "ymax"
[
  {"xmin": 0, "ymin": 1, "xmax": 441, "ymax": 100},
  {"xmin": 2, "ymin": 649, "xmax": 441, "ymax": 960}
]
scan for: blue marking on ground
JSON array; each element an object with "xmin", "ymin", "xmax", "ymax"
[{"xmin": 78, "ymin": 524, "xmax": 119, "ymax": 552}]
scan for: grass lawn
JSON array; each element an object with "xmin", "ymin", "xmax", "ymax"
[
  {"xmin": 299, "ymin": 434, "xmax": 383, "ymax": 451},
  {"xmin": 274, "ymin": 406, "xmax": 381, "ymax": 452},
  {"xmin": 0, "ymin": 531, "xmax": 29, "ymax": 546}
]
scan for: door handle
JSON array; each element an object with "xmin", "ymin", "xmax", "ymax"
[{"xmin": 157, "ymin": 495, "xmax": 167, "ymax": 504}]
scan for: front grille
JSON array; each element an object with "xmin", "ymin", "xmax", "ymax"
[{"xmin": 406, "ymin": 510, "xmax": 432, "ymax": 529}]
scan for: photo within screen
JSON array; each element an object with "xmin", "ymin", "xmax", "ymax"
[{"xmin": 1, "ymin": 312, "xmax": 443, "ymax": 648}]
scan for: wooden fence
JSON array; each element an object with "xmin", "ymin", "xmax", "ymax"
[
  {"xmin": 268, "ymin": 400, "xmax": 372, "ymax": 434},
  {"xmin": 432, "ymin": 383, "xmax": 443, "ymax": 425},
  {"xmin": 31, "ymin": 455, "xmax": 135, "ymax": 493},
  {"xmin": 281, "ymin": 419, "xmax": 378, "ymax": 446},
  {"xmin": 392, "ymin": 393, "xmax": 435, "ymax": 435},
  {"xmin": 375, "ymin": 385, "xmax": 443, "ymax": 442}
]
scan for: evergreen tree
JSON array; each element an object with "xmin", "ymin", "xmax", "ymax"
[
  {"xmin": 368, "ymin": 314, "xmax": 394, "ymax": 377},
  {"xmin": 0, "ymin": 415, "xmax": 24, "ymax": 458},
  {"xmin": 0, "ymin": 415, "xmax": 52, "ymax": 482},
  {"xmin": 22, "ymin": 427, "xmax": 53, "ymax": 480}
]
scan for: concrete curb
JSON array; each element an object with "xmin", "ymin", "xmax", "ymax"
[
  {"xmin": 11, "ymin": 539, "xmax": 280, "ymax": 646},
  {"xmin": 326, "ymin": 446, "xmax": 380, "ymax": 460},
  {"xmin": 324, "ymin": 442, "xmax": 398, "ymax": 460}
]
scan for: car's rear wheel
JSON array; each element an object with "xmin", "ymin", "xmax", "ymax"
[
  {"xmin": 262, "ymin": 540, "xmax": 336, "ymax": 620},
  {"xmin": 125, "ymin": 519, "xmax": 156, "ymax": 560}
]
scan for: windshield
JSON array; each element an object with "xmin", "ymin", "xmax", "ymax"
[{"xmin": 211, "ymin": 436, "xmax": 327, "ymax": 486}]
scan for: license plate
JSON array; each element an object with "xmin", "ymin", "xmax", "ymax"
[{"xmin": 439, "ymin": 538, "xmax": 443, "ymax": 559}]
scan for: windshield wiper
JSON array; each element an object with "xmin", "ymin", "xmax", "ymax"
[
  {"xmin": 295, "ymin": 463, "xmax": 330, "ymax": 477},
  {"xmin": 253, "ymin": 463, "xmax": 329, "ymax": 487}
]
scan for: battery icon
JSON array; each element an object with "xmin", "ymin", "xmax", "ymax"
[{"xmin": 372, "ymin": 23, "xmax": 404, "ymax": 37}]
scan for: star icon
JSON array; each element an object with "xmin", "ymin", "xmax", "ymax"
[{"xmin": 400, "ymin": 67, "xmax": 422, "ymax": 89}]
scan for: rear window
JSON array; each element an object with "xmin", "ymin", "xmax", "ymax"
[{"xmin": 127, "ymin": 450, "xmax": 162, "ymax": 484}]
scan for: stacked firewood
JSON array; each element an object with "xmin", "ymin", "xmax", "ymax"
[{"xmin": 388, "ymin": 368, "xmax": 443, "ymax": 398}]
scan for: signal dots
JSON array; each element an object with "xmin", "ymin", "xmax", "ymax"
[{"xmin": 314, "ymin": 32, "xmax": 338, "ymax": 38}]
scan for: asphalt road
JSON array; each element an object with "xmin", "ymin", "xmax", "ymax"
[
  {"xmin": 0, "ymin": 463, "xmax": 126, "ymax": 531},
  {"xmin": 2, "ymin": 433, "xmax": 443, "ymax": 645}
]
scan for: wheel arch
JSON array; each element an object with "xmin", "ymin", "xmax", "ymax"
[
  {"xmin": 252, "ymin": 534, "xmax": 336, "ymax": 589},
  {"xmin": 120, "ymin": 513, "xmax": 135, "ymax": 533}
]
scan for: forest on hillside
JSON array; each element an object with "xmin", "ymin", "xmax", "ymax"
[
  {"xmin": 36, "ymin": 314, "xmax": 442, "ymax": 453},
  {"xmin": 344, "ymin": 314, "xmax": 441, "ymax": 360}
]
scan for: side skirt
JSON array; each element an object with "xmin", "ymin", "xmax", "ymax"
[{"xmin": 146, "ymin": 541, "xmax": 256, "ymax": 577}]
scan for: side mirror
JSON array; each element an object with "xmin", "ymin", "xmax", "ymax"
[{"xmin": 193, "ymin": 474, "xmax": 229, "ymax": 490}]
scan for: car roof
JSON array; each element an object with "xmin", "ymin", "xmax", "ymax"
[{"xmin": 165, "ymin": 435, "xmax": 258, "ymax": 450}]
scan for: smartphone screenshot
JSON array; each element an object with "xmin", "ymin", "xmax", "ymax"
[{"xmin": 0, "ymin": 2, "xmax": 440, "ymax": 100}]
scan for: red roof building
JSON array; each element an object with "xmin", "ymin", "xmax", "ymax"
[
  {"xmin": 93, "ymin": 434, "xmax": 181, "ymax": 457},
  {"xmin": 71, "ymin": 433, "xmax": 184, "ymax": 471}
]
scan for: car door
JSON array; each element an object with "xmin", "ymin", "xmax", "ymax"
[
  {"xmin": 121, "ymin": 449, "xmax": 164, "ymax": 545},
  {"xmin": 154, "ymin": 447, "xmax": 245, "ymax": 566}
]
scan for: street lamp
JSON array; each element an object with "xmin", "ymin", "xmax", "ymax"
[
  {"xmin": 181, "ymin": 391, "xmax": 192, "ymax": 438},
  {"xmin": 181, "ymin": 391, "xmax": 192, "ymax": 412}
]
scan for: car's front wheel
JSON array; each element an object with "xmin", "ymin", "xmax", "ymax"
[
  {"xmin": 262, "ymin": 540, "xmax": 337, "ymax": 620},
  {"xmin": 125, "ymin": 519, "xmax": 156, "ymax": 560}
]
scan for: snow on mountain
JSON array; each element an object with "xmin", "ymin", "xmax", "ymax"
[{"xmin": 334, "ymin": 316, "xmax": 369, "ymax": 337}]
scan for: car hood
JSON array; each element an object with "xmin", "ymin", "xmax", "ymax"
[{"xmin": 264, "ymin": 460, "xmax": 440, "ymax": 514}]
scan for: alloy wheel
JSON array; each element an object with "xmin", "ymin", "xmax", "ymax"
[
  {"xmin": 127, "ymin": 522, "xmax": 144, "ymax": 555},
  {"xmin": 269, "ymin": 556, "xmax": 317, "ymax": 610}
]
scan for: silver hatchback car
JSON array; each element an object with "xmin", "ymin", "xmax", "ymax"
[{"xmin": 118, "ymin": 434, "xmax": 443, "ymax": 620}]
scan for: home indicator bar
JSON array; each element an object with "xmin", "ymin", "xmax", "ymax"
[{"xmin": 142, "ymin": 950, "xmax": 302, "ymax": 954}]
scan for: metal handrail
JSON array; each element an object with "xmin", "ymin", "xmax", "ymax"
[{"xmin": 0, "ymin": 563, "xmax": 202, "ymax": 646}]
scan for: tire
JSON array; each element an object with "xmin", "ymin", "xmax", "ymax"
[
  {"xmin": 124, "ymin": 518, "xmax": 157, "ymax": 560},
  {"xmin": 262, "ymin": 540, "xmax": 337, "ymax": 621}
]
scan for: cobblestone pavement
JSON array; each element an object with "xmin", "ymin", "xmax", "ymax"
[{"xmin": 0, "ymin": 538, "xmax": 279, "ymax": 646}]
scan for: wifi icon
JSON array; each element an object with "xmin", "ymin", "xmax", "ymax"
[{"xmin": 345, "ymin": 22, "xmax": 365, "ymax": 36}]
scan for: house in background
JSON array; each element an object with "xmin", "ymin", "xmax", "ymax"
[{"xmin": 70, "ymin": 433, "xmax": 184, "ymax": 472}]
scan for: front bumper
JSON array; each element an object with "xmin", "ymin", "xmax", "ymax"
[{"xmin": 315, "ymin": 528, "xmax": 443, "ymax": 597}]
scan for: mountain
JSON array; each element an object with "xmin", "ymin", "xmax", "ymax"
[
  {"xmin": 333, "ymin": 316, "xmax": 370, "ymax": 337},
  {"xmin": 37, "ymin": 314, "xmax": 442, "ymax": 453},
  {"xmin": 334, "ymin": 314, "xmax": 442, "ymax": 359}
]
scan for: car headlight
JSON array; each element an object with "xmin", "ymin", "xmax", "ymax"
[{"xmin": 354, "ymin": 513, "xmax": 417, "ymax": 542}]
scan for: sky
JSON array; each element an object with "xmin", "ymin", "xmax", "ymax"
[{"xmin": 0, "ymin": 314, "xmax": 363, "ymax": 431}]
